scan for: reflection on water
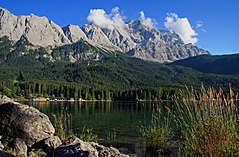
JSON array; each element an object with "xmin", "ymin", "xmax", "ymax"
[{"xmin": 25, "ymin": 101, "xmax": 168, "ymax": 155}]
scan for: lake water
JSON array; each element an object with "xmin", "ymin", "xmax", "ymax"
[{"xmin": 26, "ymin": 101, "xmax": 164, "ymax": 155}]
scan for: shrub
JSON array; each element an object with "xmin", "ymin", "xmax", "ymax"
[
  {"xmin": 140, "ymin": 106, "xmax": 174, "ymax": 156},
  {"xmin": 78, "ymin": 126, "xmax": 98, "ymax": 142}
]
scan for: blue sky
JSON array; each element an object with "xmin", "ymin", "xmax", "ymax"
[{"xmin": 1, "ymin": 0, "xmax": 239, "ymax": 54}]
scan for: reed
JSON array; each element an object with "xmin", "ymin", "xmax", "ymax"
[
  {"xmin": 172, "ymin": 85, "xmax": 239, "ymax": 156},
  {"xmin": 52, "ymin": 110, "xmax": 98, "ymax": 142},
  {"xmin": 52, "ymin": 109, "xmax": 73, "ymax": 142},
  {"xmin": 140, "ymin": 85, "xmax": 239, "ymax": 156},
  {"xmin": 140, "ymin": 103, "xmax": 174, "ymax": 156},
  {"xmin": 107, "ymin": 129, "xmax": 117, "ymax": 142}
]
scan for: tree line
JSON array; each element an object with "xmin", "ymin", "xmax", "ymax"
[{"xmin": 0, "ymin": 80, "xmax": 177, "ymax": 101}]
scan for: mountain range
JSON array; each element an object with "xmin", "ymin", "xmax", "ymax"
[
  {"xmin": 0, "ymin": 8, "xmax": 209, "ymax": 63},
  {"xmin": 1, "ymin": 7, "xmax": 238, "ymax": 100}
]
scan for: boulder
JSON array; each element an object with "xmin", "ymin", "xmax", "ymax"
[
  {"xmin": 44, "ymin": 135, "xmax": 62, "ymax": 150},
  {"xmin": 28, "ymin": 149, "xmax": 47, "ymax": 157},
  {"xmin": 7, "ymin": 138, "xmax": 27, "ymax": 157},
  {"xmin": 54, "ymin": 136, "xmax": 129, "ymax": 157},
  {"xmin": 0, "ymin": 95, "xmax": 55, "ymax": 147},
  {"xmin": 0, "ymin": 141, "xmax": 4, "ymax": 150},
  {"xmin": 97, "ymin": 146, "xmax": 129, "ymax": 157},
  {"xmin": 54, "ymin": 136, "xmax": 98, "ymax": 157},
  {"xmin": 0, "ymin": 95, "xmax": 14, "ymax": 105},
  {"xmin": 0, "ymin": 135, "xmax": 3, "ymax": 150},
  {"xmin": 0, "ymin": 95, "xmax": 130, "ymax": 157}
]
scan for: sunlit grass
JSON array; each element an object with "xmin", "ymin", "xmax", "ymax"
[
  {"xmin": 173, "ymin": 85, "xmax": 239, "ymax": 156},
  {"xmin": 140, "ymin": 105, "xmax": 174, "ymax": 156},
  {"xmin": 140, "ymin": 84, "xmax": 239, "ymax": 156},
  {"xmin": 52, "ymin": 109, "xmax": 73, "ymax": 142},
  {"xmin": 52, "ymin": 110, "xmax": 98, "ymax": 143}
]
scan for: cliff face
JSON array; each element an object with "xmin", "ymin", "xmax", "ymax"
[
  {"xmin": 0, "ymin": 8, "xmax": 209, "ymax": 62},
  {"xmin": 62, "ymin": 25, "xmax": 88, "ymax": 43},
  {"xmin": 0, "ymin": 8, "xmax": 70, "ymax": 47},
  {"xmin": 124, "ymin": 20, "xmax": 208, "ymax": 62}
]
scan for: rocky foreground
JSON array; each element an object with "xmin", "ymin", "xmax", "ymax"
[{"xmin": 0, "ymin": 95, "xmax": 129, "ymax": 157}]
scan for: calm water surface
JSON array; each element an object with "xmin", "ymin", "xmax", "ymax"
[{"xmin": 26, "ymin": 101, "xmax": 166, "ymax": 155}]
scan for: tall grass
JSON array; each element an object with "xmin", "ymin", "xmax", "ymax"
[
  {"xmin": 140, "ymin": 103, "xmax": 174, "ymax": 156},
  {"xmin": 140, "ymin": 85, "xmax": 239, "ymax": 156},
  {"xmin": 52, "ymin": 110, "xmax": 98, "ymax": 142},
  {"xmin": 173, "ymin": 85, "xmax": 239, "ymax": 156},
  {"xmin": 106, "ymin": 128, "xmax": 117, "ymax": 143},
  {"xmin": 52, "ymin": 109, "xmax": 73, "ymax": 142}
]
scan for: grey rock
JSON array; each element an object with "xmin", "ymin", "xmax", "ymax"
[
  {"xmin": 44, "ymin": 135, "xmax": 62, "ymax": 150},
  {"xmin": 81, "ymin": 19, "xmax": 209, "ymax": 62},
  {"xmin": 0, "ymin": 141, "xmax": 4, "ymax": 150},
  {"xmin": 101, "ymin": 26, "xmax": 136, "ymax": 52},
  {"xmin": 0, "ymin": 8, "xmax": 70, "ymax": 47},
  {"xmin": 0, "ymin": 96, "xmax": 55, "ymax": 147},
  {"xmin": 28, "ymin": 149, "xmax": 47, "ymax": 157},
  {"xmin": 63, "ymin": 24, "xmax": 88, "ymax": 43},
  {"xmin": 0, "ymin": 130, "xmax": 5, "ymax": 152},
  {"xmin": 82, "ymin": 24, "xmax": 121, "ymax": 51},
  {"xmin": 98, "ymin": 146, "xmax": 129, "ymax": 157},
  {"xmin": 54, "ymin": 136, "xmax": 129, "ymax": 157},
  {"xmin": 125, "ymin": 20, "xmax": 209, "ymax": 62},
  {"xmin": 7, "ymin": 138, "xmax": 27, "ymax": 157},
  {"xmin": 0, "ymin": 95, "xmax": 14, "ymax": 105},
  {"xmin": 54, "ymin": 136, "xmax": 98, "ymax": 157}
]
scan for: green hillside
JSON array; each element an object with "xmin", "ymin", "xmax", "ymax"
[
  {"xmin": 171, "ymin": 54, "xmax": 239, "ymax": 75},
  {"xmin": 0, "ymin": 37, "xmax": 239, "ymax": 100}
]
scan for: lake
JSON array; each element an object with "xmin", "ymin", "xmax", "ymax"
[{"xmin": 25, "ymin": 101, "xmax": 165, "ymax": 155}]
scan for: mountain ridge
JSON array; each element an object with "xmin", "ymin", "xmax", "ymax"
[
  {"xmin": 171, "ymin": 53, "xmax": 239, "ymax": 75},
  {"xmin": 0, "ymin": 8, "xmax": 209, "ymax": 63}
]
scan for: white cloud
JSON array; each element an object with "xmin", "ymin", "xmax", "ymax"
[
  {"xmin": 164, "ymin": 13, "xmax": 198, "ymax": 44},
  {"xmin": 196, "ymin": 23, "xmax": 203, "ymax": 28},
  {"xmin": 196, "ymin": 21, "xmax": 207, "ymax": 33},
  {"xmin": 139, "ymin": 11, "xmax": 157, "ymax": 29},
  {"xmin": 87, "ymin": 9, "xmax": 113, "ymax": 29},
  {"xmin": 110, "ymin": 7, "xmax": 126, "ymax": 28},
  {"xmin": 87, "ymin": 7, "xmax": 126, "ymax": 29}
]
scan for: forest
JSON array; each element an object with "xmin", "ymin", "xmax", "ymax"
[{"xmin": 1, "ymin": 36, "xmax": 239, "ymax": 100}]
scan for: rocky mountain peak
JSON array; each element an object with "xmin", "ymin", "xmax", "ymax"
[
  {"xmin": 0, "ymin": 8, "xmax": 71, "ymax": 47},
  {"xmin": 82, "ymin": 24, "xmax": 121, "ymax": 51},
  {"xmin": 0, "ymin": 8, "xmax": 210, "ymax": 62},
  {"xmin": 124, "ymin": 19, "xmax": 209, "ymax": 62},
  {"xmin": 0, "ymin": 7, "xmax": 11, "ymax": 15},
  {"xmin": 126, "ymin": 19, "xmax": 141, "ymax": 26},
  {"xmin": 63, "ymin": 24, "xmax": 88, "ymax": 43},
  {"xmin": 100, "ymin": 25, "xmax": 136, "ymax": 52},
  {"xmin": 127, "ymin": 19, "xmax": 154, "ymax": 31}
]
